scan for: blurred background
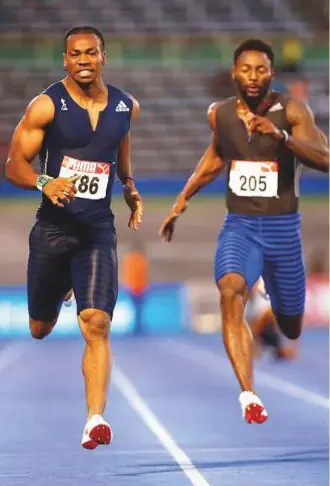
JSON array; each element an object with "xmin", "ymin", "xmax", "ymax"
[{"xmin": 0, "ymin": 0, "xmax": 328, "ymax": 336}]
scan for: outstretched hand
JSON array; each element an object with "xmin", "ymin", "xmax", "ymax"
[
  {"xmin": 159, "ymin": 195, "xmax": 188, "ymax": 242},
  {"xmin": 123, "ymin": 185, "xmax": 143, "ymax": 230},
  {"xmin": 158, "ymin": 211, "xmax": 179, "ymax": 242}
]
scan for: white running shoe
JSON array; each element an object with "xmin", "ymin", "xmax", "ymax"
[
  {"xmin": 239, "ymin": 391, "xmax": 268, "ymax": 424},
  {"xmin": 81, "ymin": 414, "xmax": 113, "ymax": 450},
  {"xmin": 64, "ymin": 290, "xmax": 75, "ymax": 307}
]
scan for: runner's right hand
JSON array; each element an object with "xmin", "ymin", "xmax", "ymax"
[
  {"xmin": 42, "ymin": 174, "xmax": 80, "ymax": 208},
  {"xmin": 159, "ymin": 195, "xmax": 188, "ymax": 242}
]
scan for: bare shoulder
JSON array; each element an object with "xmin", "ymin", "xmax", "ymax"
[
  {"xmin": 285, "ymin": 97, "xmax": 315, "ymax": 126},
  {"xmin": 23, "ymin": 94, "xmax": 55, "ymax": 128},
  {"xmin": 127, "ymin": 93, "xmax": 140, "ymax": 121},
  {"xmin": 207, "ymin": 101, "xmax": 222, "ymax": 131}
]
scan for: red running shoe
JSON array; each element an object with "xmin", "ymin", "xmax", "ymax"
[
  {"xmin": 239, "ymin": 391, "xmax": 268, "ymax": 424},
  {"xmin": 81, "ymin": 414, "xmax": 113, "ymax": 449}
]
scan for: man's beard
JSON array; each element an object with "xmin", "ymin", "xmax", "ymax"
[{"xmin": 238, "ymin": 81, "xmax": 272, "ymax": 111}]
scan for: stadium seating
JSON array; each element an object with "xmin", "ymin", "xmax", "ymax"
[
  {"xmin": 0, "ymin": 0, "xmax": 309, "ymax": 34},
  {"xmin": 0, "ymin": 0, "xmax": 327, "ymax": 175},
  {"xmin": 0, "ymin": 64, "xmax": 328, "ymax": 174}
]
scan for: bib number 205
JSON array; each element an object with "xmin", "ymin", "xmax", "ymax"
[
  {"xmin": 229, "ymin": 160, "xmax": 278, "ymax": 198},
  {"xmin": 239, "ymin": 174, "xmax": 266, "ymax": 193}
]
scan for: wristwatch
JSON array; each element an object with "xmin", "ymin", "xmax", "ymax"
[{"xmin": 36, "ymin": 174, "xmax": 53, "ymax": 192}]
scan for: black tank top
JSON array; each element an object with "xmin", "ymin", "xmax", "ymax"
[{"xmin": 215, "ymin": 92, "xmax": 300, "ymax": 215}]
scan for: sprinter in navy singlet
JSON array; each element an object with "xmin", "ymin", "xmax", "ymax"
[
  {"xmin": 159, "ymin": 39, "xmax": 328, "ymax": 425},
  {"xmin": 6, "ymin": 26, "xmax": 143, "ymax": 449}
]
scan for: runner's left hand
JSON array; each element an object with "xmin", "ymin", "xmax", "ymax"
[
  {"xmin": 249, "ymin": 116, "xmax": 283, "ymax": 140},
  {"xmin": 123, "ymin": 185, "xmax": 143, "ymax": 230}
]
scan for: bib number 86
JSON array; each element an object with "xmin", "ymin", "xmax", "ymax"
[
  {"xmin": 240, "ymin": 175, "xmax": 266, "ymax": 192},
  {"xmin": 77, "ymin": 175, "xmax": 99, "ymax": 195}
]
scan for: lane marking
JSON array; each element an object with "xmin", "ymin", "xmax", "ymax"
[
  {"xmin": 160, "ymin": 340, "xmax": 329, "ymax": 409},
  {"xmin": 113, "ymin": 365, "xmax": 211, "ymax": 486},
  {"xmin": 0, "ymin": 343, "xmax": 25, "ymax": 374}
]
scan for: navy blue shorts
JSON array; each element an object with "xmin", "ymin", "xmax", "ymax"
[
  {"xmin": 28, "ymin": 217, "xmax": 118, "ymax": 320},
  {"xmin": 214, "ymin": 213, "xmax": 306, "ymax": 316}
]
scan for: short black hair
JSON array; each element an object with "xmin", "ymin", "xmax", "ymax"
[
  {"xmin": 64, "ymin": 25, "xmax": 105, "ymax": 52},
  {"xmin": 234, "ymin": 39, "xmax": 274, "ymax": 66}
]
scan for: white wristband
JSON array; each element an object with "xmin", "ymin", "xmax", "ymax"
[
  {"xmin": 281, "ymin": 130, "xmax": 289, "ymax": 143},
  {"xmin": 36, "ymin": 174, "xmax": 53, "ymax": 192}
]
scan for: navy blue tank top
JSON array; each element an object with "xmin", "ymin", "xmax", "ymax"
[{"xmin": 37, "ymin": 81, "xmax": 133, "ymax": 222}]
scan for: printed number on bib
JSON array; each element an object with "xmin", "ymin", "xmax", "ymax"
[
  {"xmin": 229, "ymin": 160, "xmax": 278, "ymax": 198},
  {"xmin": 59, "ymin": 156, "xmax": 111, "ymax": 200}
]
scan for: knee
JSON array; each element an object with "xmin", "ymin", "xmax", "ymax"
[
  {"xmin": 79, "ymin": 309, "xmax": 110, "ymax": 342},
  {"xmin": 218, "ymin": 273, "xmax": 247, "ymax": 300},
  {"xmin": 29, "ymin": 318, "xmax": 56, "ymax": 340},
  {"xmin": 275, "ymin": 314, "xmax": 303, "ymax": 340},
  {"xmin": 284, "ymin": 329, "xmax": 301, "ymax": 341}
]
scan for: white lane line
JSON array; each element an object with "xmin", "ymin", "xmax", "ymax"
[
  {"xmin": 254, "ymin": 372, "xmax": 328, "ymax": 408},
  {"xmin": 159, "ymin": 340, "xmax": 329, "ymax": 409},
  {"xmin": 0, "ymin": 342, "xmax": 25, "ymax": 374},
  {"xmin": 112, "ymin": 365, "xmax": 211, "ymax": 486}
]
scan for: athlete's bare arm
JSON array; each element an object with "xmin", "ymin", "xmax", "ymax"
[
  {"xmin": 179, "ymin": 102, "xmax": 225, "ymax": 201},
  {"xmin": 6, "ymin": 95, "xmax": 55, "ymax": 189},
  {"xmin": 116, "ymin": 96, "xmax": 140, "ymax": 184},
  {"xmin": 5, "ymin": 95, "xmax": 78, "ymax": 207},
  {"xmin": 249, "ymin": 99, "xmax": 329, "ymax": 172},
  {"xmin": 117, "ymin": 96, "xmax": 143, "ymax": 230},
  {"xmin": 317, "ymin": 127, "xmax": 328, "ymax": 146},
  {"xmin": 285, "ymin": 99, "xmax": 329, "ymax": 172},
  {"xmin": 159, "ymin": 102, "xmax": 225, "ymax": 242}
]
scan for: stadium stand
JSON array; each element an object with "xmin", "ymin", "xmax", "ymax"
[{"xmin": 0, "ymin": 0, "xmax": 327, "ymax": 175}]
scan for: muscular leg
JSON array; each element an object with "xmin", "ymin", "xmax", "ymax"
[
  {"xmin": 78, "ymin": 308, "xmax": 112, "ymax": 419},
  {"xmin": 251, "ymin": 309, "xmax": 298, "ymax": 360},
  {"xmin": 29, "ymin": 317, "xmax": 57, "ymax": 339},
  {"xmin": 72, "ymin": 223, "xmax": 119, "ymax": 446},
  {"xmin": 262, "ymin": 213, "xmax": 305, "ymax": 344},
  {"xmin": 27, "ymin": 220, "xmax": 73, "ymax": 340},
  {"xmin": 214, "ymin": 218, "xmax": 268, "ymax": 423},
  {"xmin": 218, "ymin": 273, "xmax": 254, "ymax": 392},
  {"xmin": 275, "ymin": 314, "xmax": 303, "ymax": 340}
]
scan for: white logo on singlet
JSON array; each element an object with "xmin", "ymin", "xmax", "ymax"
[
  {"xmin": 115, "ymin": 100, "xmax": 129, "ymax": 112},
  {"xmin": 269, "ymin": 102, "xmax": 283, "ymax": 112},
  {"xmin": 61, "ymin": 98, "xmax": 68, "ymax": 111}
]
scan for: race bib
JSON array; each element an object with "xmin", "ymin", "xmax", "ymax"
[
  {"xmin": 229, "ymin": 160, "xmax": 278, "ymax": 198},
  {"xmin": 59, "ymin": 156, "xmax": 111, "ymax": 200}
]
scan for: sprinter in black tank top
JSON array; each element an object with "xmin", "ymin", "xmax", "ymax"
[
  {"xmin": 5, "ymin": 26, "xmax": 143, "ymax": 449},
  {"xmin": 159, "ymin": 39, "xmax": 328, "ymax": 424}
]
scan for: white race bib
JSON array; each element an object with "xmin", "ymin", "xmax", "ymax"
[
  {"xmin": 59, "ymin": 156, "xmax": 111, "ymax": 200},
  {"xmin": 229, "ymin": 160, "xmax": 278, "ymax": 198}
]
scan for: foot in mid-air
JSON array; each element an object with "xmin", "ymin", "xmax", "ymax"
[
  {"xmin": 273, "ymin": 346, "xmax": 297, "ymax": 361},
  {"xmin": 239, "ymin": 391, "xmax": 268, "ymax": 424},
  {"xmin": 81, "ymin": 414, "xmax": 113, "ymax": 450}
]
